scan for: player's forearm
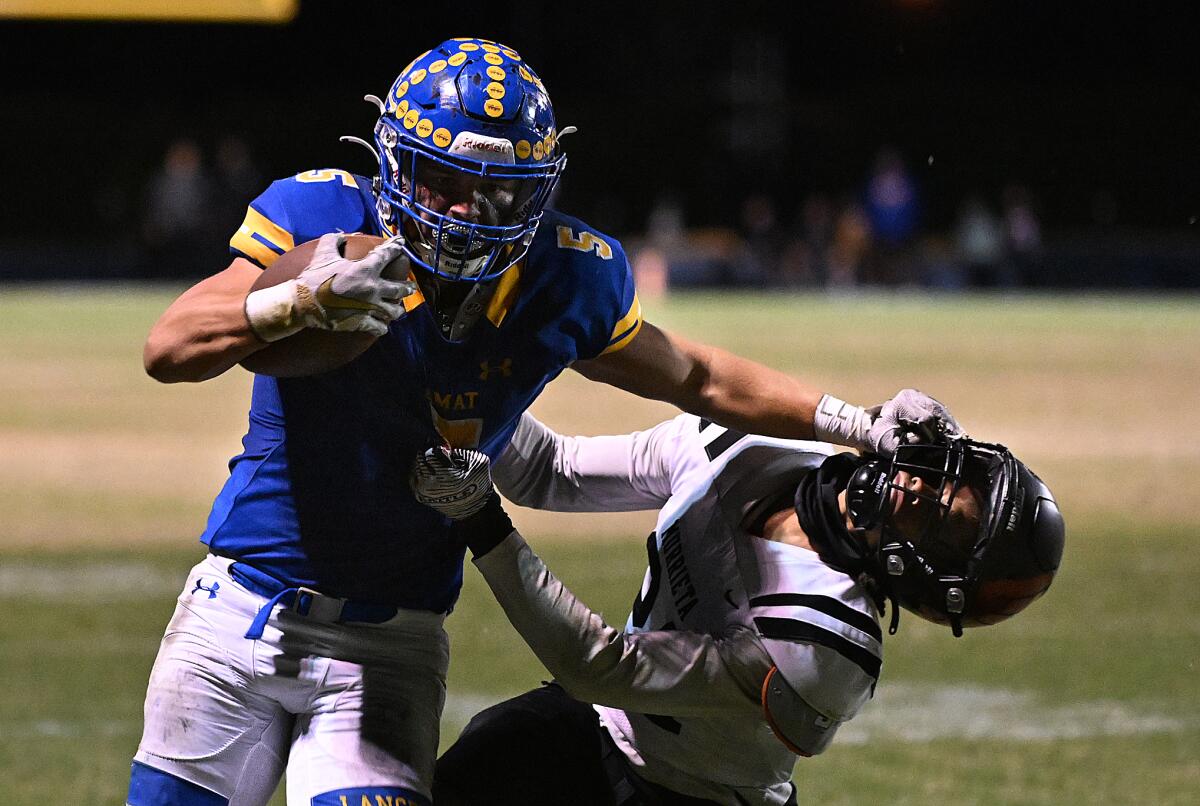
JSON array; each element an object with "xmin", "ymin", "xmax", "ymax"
[
  {"xmin": 578, "ymin": 324, "xmax": 823, "ymax": 441},
  {"xmin": 143, "ymin": 263, "xmax": 266, "ymax": 383},
  {"xmin": 474, "ymin": 531, "xmax": 767, "ymax": 716},
  {"xmin": 680, "ymin": 342, "xmax": 824, "ymax": 440}
]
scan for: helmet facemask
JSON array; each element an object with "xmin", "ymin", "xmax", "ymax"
[{"xmin": 374, "ymin": 119, "xmax": 565, "ymax": 284}]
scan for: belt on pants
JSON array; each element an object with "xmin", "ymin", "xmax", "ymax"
[{"xmin": 229, "ymin": 561, "xmax": 400, "ymax": 640}]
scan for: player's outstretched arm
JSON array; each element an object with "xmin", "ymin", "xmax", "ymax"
[
  {"xmin": 143, "ymin": 258, "xmax": 269, "ymax": 383},
  {"xmin": 574, "ymin": 320, "xmax": 825, "ymax": 439},
  {"xmin": 573, "ymin": 321, "xmax": 961, "ymax": 456}
]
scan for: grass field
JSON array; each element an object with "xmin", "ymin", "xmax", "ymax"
[{"xmin": 1, "ymin": 286, "xmax": 1198, "ymax": 803}]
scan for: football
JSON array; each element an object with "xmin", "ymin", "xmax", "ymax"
[{"xmin": 239, "ymin": 233, "xmax": 395, "ymax": 377}]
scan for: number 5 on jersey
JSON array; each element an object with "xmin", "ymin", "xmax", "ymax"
[{"xmin": 557, "ymin": 226, "xmax": 613, "ymax": 259}]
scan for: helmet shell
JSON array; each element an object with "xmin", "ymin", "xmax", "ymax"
[{"xmin": 383, "ymin": 38, "xmax": 560, "ymax": 169}]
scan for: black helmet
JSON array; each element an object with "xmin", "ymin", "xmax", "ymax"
[{"xmin": 845, "ymin": 437, "xmax": 1064, "ymax": 637}]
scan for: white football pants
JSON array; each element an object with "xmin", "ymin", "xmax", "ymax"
[{"xmin": 133, "ymin": 554, "xmax": 449, "ymax": 805}]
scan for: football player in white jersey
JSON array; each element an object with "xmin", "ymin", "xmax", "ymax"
[{"xmin": 411, "ymin": 407, "xmax": 1064, "ymax": 806}]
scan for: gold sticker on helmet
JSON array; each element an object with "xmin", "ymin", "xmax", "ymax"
[
  {"xmin": 403, "ymin": 109, "xmax": 420, "ymax": 129},
  {"xmin": 396, "ymin": 99, "xmax": 410, "ymax": 117},
  {"xmin": 429, "ymin": 59, "xmax": 448, "ymax": 74},
  {"xmin": 480, "ymin": 43, "xmax": 500, "ymax": 53},
  {"xmin": 483, "ymin": 98, "xmax": 504, "ymax": 118},
  {"xmin": 486, "ymin": 65, "xmax": 505, "ymax": 81},
  {"xmin": 416, "ymin": 118, "xmax": 434, "ymax": 138},
  {"xmin": 532, "ymin": 141, "xmax": 544, "ymax": 160},
  {"xmin": 433, "ymin": 127, "xmax": 452, "ymax": 148},
  {"xmin": 515, "ymin": 140, "xmax": 531, "ymax": 159},
  {"xmin": 486, "ymin": 82, "xmax": 506, "ymax": 100},
  {"xmin": 543, "ymin": 137, "xmax": 553, "ymax": 156},
  {"xmin": 452, "ymin": 37, "xmax": 472, "ymax": 41},
  {"xmin": 518, "ymin": 65, "xmax": 532, "ymax": 82},
  {"xmin": 396, "ymin": 81, "xmax": 409, "ymax": 98},
  {"xmin": 448, "ymin": 52, "xmax": 467, "ymax": 66},
  {"xmin": 502, "ymin": 49, "xmax": 520, "ymax": 60},
  {"xmin": 483, "ymin": 53, "xmax": 504, "ymax": 65},
  {"xmin": 410, "ymin": 69, "xmax": 427, "ymax": 85},
  {"xmin": 459, "ymin": 42, "xmax": 479, "ymax": 51}
]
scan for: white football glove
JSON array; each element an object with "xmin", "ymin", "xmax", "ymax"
[
  {"xmin": 245, "ymin": 233, "xmax": 416, "ymax": 342},
  {"xmin": 814, "ymin": 389, "xmax": 962, "ymax": 457},
  {"xmin": 410, "ymin": 445, "xmax": 495, "ymax": 520}
]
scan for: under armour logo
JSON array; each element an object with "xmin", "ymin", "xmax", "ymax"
[
  {"xmin": 479, "ymin": 358, "xmax": 512, "ymax": 380},
  {"xmin": 191, "ymin": 579, "xmax": 220, "ymax": 599}
]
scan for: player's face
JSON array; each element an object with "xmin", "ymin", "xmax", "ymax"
[
  {"xmin": 866, "ymin": 469, "xmax": 983, "ymax": 555},
  {"xmin": 888, "ymin": 470, "xmax": 979, "ymax": 551},
  {"xmin": 409, "ymin": 159, "xmax": 523, "ymax": 228}
]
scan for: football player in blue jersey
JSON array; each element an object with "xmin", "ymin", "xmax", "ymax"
[{"xmin": 132, "ymin": 37, "xmax": 960, "ymax": 806}]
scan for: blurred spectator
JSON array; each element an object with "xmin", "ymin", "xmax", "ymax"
[
  {"xmin": 630, "ymin": 246, "xmax": 670, "ymax": 298},
  {"xmin": 645, "ymin": 192, "xmax": 688, "ymax": 258},
  {"xmin": 646, "ymin": 192, "xmax": 724, "ymax": 287},
  {"xmin": 213, "ymin": 135, "xmax": 263, "ymax": 230},
  {"xmin": 778, "ymin": 193, "xmax": 835, "ymax": 287},
  {"xmin": 730, "ymin": 193, "xmax": 786, "ymax": 286},
  {"xmin": 919, "ymin": 235, "xmax": 967, "ymax": 290},
  {"xmin": 142, "ymin": 138, "xmax": 218, "ymax": 278},
  {"xmin": 863, "ymin": 146, "xmax": 922, "ymax": 285},
  {"xmin": 954, "ymin": 194, "xmax": 1015, "ymax": 287},
  {"xmin": 1002, "ymin": 184, "xmax": 1043, "ymax": 284},
  {"xmin": 826, "ymin": 199, "xmax": 872, "ymax": 288}
]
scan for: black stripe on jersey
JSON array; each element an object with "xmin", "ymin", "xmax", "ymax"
[
  {"xmin": 643, "ymin": 713, "xmax": 682, "ymax": 734},
  {"xmin": 750, "ymin": 593, "xmax": 883, "ymax": 642},
  {"xmin": 698, "ymin": 418, "xmax": 712, "ymax": 431},
  {"xmin": 754, "ymin": 617, "xmax": 882, "ymax": 680},
  {"xmin": 704, "ymin": 428, "xmax": 746, "ymax": 460}
]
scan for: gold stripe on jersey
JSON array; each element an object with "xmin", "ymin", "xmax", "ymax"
[
  {"xmin": 485, "ymin": 259, "xmax": 523, "ymax": 327},
  {"xmin": 229, "ymin": 207, "xmax": 295, "ymax": 268},
  {"xmin": 401, "ymin": 268, "xmax": 427, "ymax": 313},
  {"xmin": 601, "ymin": 292, "xmax": 643, "ymax": 355},
  {"xmin": 430, "ymin": 406, "xmax": 483, "ymax": 448}
]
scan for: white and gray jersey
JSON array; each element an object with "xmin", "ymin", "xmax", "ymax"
[{"xmin": 487, "ymin": 413, "xmax": 882, "ymax": 806}]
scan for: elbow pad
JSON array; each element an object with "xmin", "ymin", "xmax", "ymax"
[{"xmin": 760, "ymin": 666, "xmax": 840, "ymax": 757}]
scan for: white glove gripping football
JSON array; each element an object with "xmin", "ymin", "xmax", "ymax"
[
  {"xmin": 244, "ymin": 233, "xmax": 416, "ymax": 342},
  {"xmin": 410, "ymin": 445, "xmax": 496, "ymax": 520},
  {"xmin": 813, "ymin": 390, "xmax": 962, "ymax": 457}
]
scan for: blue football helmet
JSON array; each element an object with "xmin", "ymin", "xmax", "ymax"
[{"xmin": 367, "ymin": 38, "xmax": 567, "ymax": 285}]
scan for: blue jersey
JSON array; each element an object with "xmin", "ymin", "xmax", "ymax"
[{"xmin": 205, "ymin": 169, "xmax": 642, "ymax": 612}]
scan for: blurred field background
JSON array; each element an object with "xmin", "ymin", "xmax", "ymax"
[{"xmin": 1, "ymin": 286, "xmax": 1197, "ymax": 803}]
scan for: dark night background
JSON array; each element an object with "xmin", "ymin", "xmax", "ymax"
[{"xmin": 2, "ymin": 0, "xmax": 1198, "ymax": 285}]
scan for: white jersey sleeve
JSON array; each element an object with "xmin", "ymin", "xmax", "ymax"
[
  {"xmin": 474, "ymin": 531, "xmax": 773, "ymax": 716},
  {"xmin": 492, "ymin": 413, "xmax": 691, "ymax": 512}
]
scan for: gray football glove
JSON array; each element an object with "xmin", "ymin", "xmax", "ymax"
[
  {"xmin": 410, "ymin": 445, "xmax": 495, "ymax": 520},
  {"xmin": 866, "ymin": 388, "xmax": 962, "ymax": 455},
  {"xmin": 245, "ymin": 233, "xmax": 416, "ymax": 342},
  {"xmin": 293, "ymin": 233, "xmax": 414, "ymax": 335},
  {"xmin": 814, "ymin": 389, "xmax": 962, "ymax": 457}
]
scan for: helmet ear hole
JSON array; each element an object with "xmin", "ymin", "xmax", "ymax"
[{"xmin": 845, "ymin": 461, "xmax": 891, "ymax": 530}]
